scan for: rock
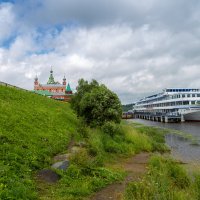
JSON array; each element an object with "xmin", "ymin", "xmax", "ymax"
[
  {"xmin": 75, "ymin": 141, "xmax": 87, "ymax": 148},
  {"xmin": 53, "ymin": 153, "xmax": 71, "ymax": 162},
  {"xmin": 51, "ymin": 160, "xmax": 70, "ymax": 170},
  {"xmin": 70, "ymin": 146, "xmax": 81, "ymax": 154},
  {"xmin": 37, "ymin": 169, "xmax": 60, "ymax": 183}
]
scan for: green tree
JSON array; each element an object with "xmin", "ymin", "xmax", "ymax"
[
  {"xmin": 71, "ymin": 79, "xmax": 99, "ymax": 115},
  {"xmin": 71, "ymin": 79, "xmax": 122, "ymax": 126}
]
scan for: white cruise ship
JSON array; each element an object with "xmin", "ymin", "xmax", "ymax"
[{"xmin": 133, "ymin": 88, "xmax": 200, "ymax": 121}]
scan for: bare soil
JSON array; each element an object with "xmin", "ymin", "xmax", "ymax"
[{"xmin": 90, "ymin": 152, "xmax": 150, "ymax": 200}]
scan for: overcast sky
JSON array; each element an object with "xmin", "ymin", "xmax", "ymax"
[{"xmin": 0, "ymin": 0, "xmax": 200, "ymax": 103}]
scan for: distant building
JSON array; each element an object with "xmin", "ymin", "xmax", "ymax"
[{"xmin": 33, "ymin": 68, "xmax": 73, "ymax": 101}]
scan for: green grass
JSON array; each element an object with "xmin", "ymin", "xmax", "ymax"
[
  {"xmin": 125, "ymin": 155, "xmax": 200, "ymax": 200},
  {"xmin": 0, "ymin": 86, "xmax": 78, "ymax": 199},
  {"xmin": 129, "ymin": 121, "xmax": 198, "ymax": 142},
  {"xmin": 39, "ymin": 123, "xmax": 157, "ymax": 200},
  {"xmin": 130, "ymin": 125, "xmax": 170, "ymax": 152},
  {"xmin": 0, "ymin": 86, "xmax": 171, "ymax": 200}
]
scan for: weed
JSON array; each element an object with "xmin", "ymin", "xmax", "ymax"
[
  {"xmin": 194, "ymin": 174, "xmax": 200, "ymax": 199},
  {"xmin": 125, "ymin": 155, "xmax": 197, "ymax": 200}
]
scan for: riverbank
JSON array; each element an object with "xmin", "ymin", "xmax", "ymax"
[
  {"xmin": 123, "ymin": 120, "xmax": 200, "ymax": 200},
  {"xmin": 37, "ymin": 122, "xmax": 168, "ymax": 200},
  {"xmin": 128, "ymin": 119, "xmax": 200, "ymax": 165}
]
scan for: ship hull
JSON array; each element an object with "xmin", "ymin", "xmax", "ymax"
[{"xmin": 184, "ymin": 110, "xmax": 200, "ymax": 121}]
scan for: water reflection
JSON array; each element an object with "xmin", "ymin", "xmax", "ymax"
[{"xmin": 130, "ymin": 119, "xmax": 200, "ymax": 164}]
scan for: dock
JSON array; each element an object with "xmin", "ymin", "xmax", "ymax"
[{"xmin": 134, "ymin": 112, "xmax": 185, "ymax": 123}]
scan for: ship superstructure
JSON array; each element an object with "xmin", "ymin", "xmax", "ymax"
[{"xmin": 133, "ymin": 88, "xmax": 200, "ymax": 121}]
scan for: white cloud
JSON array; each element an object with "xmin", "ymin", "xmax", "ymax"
[{"xmin": 0, "ymin": 1, "xmax": 200, "ymax": 103}]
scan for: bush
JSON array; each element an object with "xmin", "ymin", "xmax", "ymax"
[
  {"xmin": 71, "ymin": 79, "xmax": 122, "ymax": 127},
  {"xmin": 102, "ymin": 121, "xmax": 124, "ymax": 137}
]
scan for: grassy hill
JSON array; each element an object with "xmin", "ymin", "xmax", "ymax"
[
  {"xmin": 0, "ymin": 85, "xmax": 78, "ymax": 199},
  {"xmin": 0, "ymin": 85, "xmax": 156, "ymax": 200},
  {"xmin": 1, "ymin": 85, "xmax": 199, "ymax": 200}
]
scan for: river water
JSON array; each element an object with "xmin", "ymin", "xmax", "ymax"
[{"xmin": 130, "ymin": 119, "xmax": 200, "ymax": 164}]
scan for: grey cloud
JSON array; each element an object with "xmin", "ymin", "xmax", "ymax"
[
  {"xmin": 0, "ymin": 3, "xmax": 16, "ymax": 43},
  {"xmin": 12, "ymin": 0, "xmax": 200, "ymax": 32},
  {"xmin": 1, "ymin": 1, "xmax": 200, "ymax": 104}
]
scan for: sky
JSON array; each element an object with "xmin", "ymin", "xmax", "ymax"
[{"xmin": 0, "ymin": 0, "xmax": 200, "ymax": 104}]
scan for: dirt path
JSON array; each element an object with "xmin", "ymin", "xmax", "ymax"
[{"xmin": 90, "ymin": 152, "xmax": 150, "ymax": 200}]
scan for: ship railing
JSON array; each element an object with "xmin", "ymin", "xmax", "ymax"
[{"xmin": 134, "ymin": 111, "xmax": 181, "ymax": 117}]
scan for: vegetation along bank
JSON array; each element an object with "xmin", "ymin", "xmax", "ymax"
[{"xmin": 0, "ymin": 80, "xmax": 200, "ymax": 199}]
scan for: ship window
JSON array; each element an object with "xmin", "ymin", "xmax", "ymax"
[
  {"xmin": 183, "ymin": 101, "xmax": 189, "ymax": 105},
  {"xmin": 197, "ymin": 94, "xmax": 200, "ymax": 97},
  {"xmin": 187, "ymin": 94, "xmax": 190, "ymax": 97},
  {"xmin": 182, "ymin": 94, "xmax": 185, "ymax": 98},
  {"xmin": 192, "ymin": 94, "xmax": 195, "ymax": 97},
  {"xmin": 191, "ymin": 101, "xmax": 195, "ymax": 104}
]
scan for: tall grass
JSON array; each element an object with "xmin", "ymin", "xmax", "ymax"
[
  {"xmin": 125, "ymin": 155, "xmax": 200, "ymax": 200},
  {"xmin": 40, "ymin": 122, "xmax": 168, "ymax": 199}
]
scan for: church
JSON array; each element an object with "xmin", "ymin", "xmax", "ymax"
[{"xmin": 33, "ymin": 69, "xmax": 73, "ymax": 102}]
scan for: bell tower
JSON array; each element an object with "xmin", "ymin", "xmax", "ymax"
[
  {"xmin": 47, "ymin": 67, "xmax": 56, "ymax": 84},
  {"xmin": 34, "ymin": 75, "xmax": 39, "ymax": 90},
  {"xmin": 63, "ymin": 75, "xmax": 66, "ymax": 85}
]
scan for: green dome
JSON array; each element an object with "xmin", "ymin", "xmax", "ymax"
[
  {"xmin": 47, "ymin": 69, "xmax": 56, "ymax": 84},
  {"xmin": 66, "ymin": 83, "xmax": 72, "ymax": 92}
]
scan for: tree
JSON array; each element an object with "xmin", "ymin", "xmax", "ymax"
[
  {"xmin": 71, "ymin": 79, "xmax": 122, "ymax": 126},
  {"xmin": 71, "ymin": 79, "xmax": 99, "ymax": 116}
]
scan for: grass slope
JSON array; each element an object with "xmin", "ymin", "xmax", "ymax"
[
  {"xmin": 39, "ymin": 122, "xmax": 169, "ymax": 200},
  {"xmin": 2, "ymin": 85, "xmax": 192, "ymax": 200},
  {"xmin": 0, "ymin": 86, "xmax": 78, "ymax": 199}
]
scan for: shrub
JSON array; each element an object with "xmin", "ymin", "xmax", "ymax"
[
  {"xmin": 102, "ymin": 121, "xmax": 124, "ymax": 137},
  {"xmin": 71, "ymin": 79, "xmax": 122, "ymax": 127}
]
